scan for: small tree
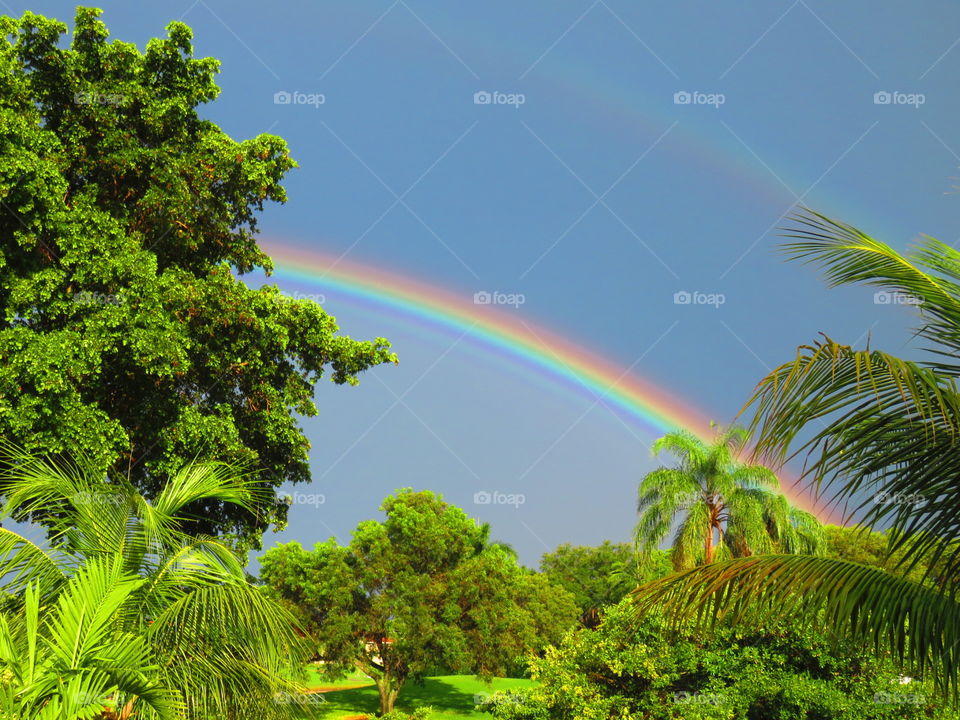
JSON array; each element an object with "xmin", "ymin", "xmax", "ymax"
[
  {"xmin": 635, "ymin": 426, "xmax": 824, "ymax": 570},
  {"xmin": 260, "ymin": 490, "xmax": 579, "ymax": 716}
]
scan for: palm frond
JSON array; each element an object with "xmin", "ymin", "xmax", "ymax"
[
  {"xmin": 723, "ymin": 489, "xmax": 774, "ymax": 556},
  {"xmin": 670, "ymin": 501, "xmax": 711, "ymax": 570},
  {"xmin": 0, "ymin": 527, "xmax": 68, "ymax": 597}
]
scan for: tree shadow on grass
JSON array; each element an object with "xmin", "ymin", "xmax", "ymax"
[{"xmin": 398, "ymin": 676, "xmax": 484, "ymax": 714}]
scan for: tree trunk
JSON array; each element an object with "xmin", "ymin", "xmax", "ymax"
[
  {"xmin": 704, "ymin": 504, "xmax": 720, "ymax": 564},
  {"xmin": 375, "ymin": 673, "xmax": 405, "ymax": 715},
  {"xmin": 376, "ymin": 676, "xmax": 391, "ymax": 716}
]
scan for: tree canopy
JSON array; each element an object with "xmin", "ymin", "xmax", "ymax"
[
  {"xmin": 0, "ymin": 7, "xmax": 395, "ymax": 545},
  {"xmin": 259, "ymin": 490, "xmax": 579, "ymax": 716}
]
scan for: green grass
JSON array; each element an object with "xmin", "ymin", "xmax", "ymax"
[
  {"xmin": 293, "ymin": 674, "xmax": 536, "ymax": 719},
  {"xmin": 299, "ymin": 666, "xmax": 376, "ymax": 690}
]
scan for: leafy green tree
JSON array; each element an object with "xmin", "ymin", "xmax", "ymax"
[
  {"xmin": 481, "ymin": 598, "xmax": 955, "ymax": 720},
  {"xmin": 0, "ymin": 447, "xmax": 315, "ymax": 719},
  {"xmin": 635, "ymin": 426, "xmax": 824, "ymax": 570},
  {"xmin": 633, "ymin": 209, "xmax": 960, "ymax": 702},
  {"xmin": 260, "ymin": 490, "xmax": 579, "ymax": 716},
  {"xmin": 0, "ymin": 7, "xmax": 395, "ymax": 545},
  {"xmin": 539, "ymin": 541, "xmax": 671, "ymax": 617}
]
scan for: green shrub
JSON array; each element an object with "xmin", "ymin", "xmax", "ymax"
[
  {"xmin": 483, "ymin": 599, "xmax": 956, "ymax": 720},
  {"xmin": 380, "ymin": 707, "xmax": 433, "ymax": 720}
]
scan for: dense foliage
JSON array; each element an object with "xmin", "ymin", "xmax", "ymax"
[
  {"xmin": 482, "ymin": 599, "xmax": 954, "ymax": 720},
  {"xmin": 539, "ymin": 541, "xmax": 671, "ymax": 617},
  {"xmin": 260, "ymin": 490, "xmax": 579, "ymax": 715},
  {"xmin": 0, "ymin": 7, "xmax": 394, "ymax": 545}
]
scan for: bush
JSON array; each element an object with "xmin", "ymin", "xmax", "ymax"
[
  {"xmin": 482, "ymin": 599, "xmax": 956, "ymax": 720},
  {"xmin": 380, "ymin": 707, "xmax": 432, "ymax": 720}
]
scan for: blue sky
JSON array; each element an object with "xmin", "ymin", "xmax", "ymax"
[{"xmin": 18, "ymin": 1, "xmax": 960, "ymax": 567}]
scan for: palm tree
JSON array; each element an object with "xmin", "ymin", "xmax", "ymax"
[
  {"xmin": 635, "ymin": 425, "xmax": 823, "ymax": 571},
  {"xmin": 0, "ymin": 447, "xmax": 317, "ymax": 719},
  {"xmin": 633, "ymin": 209, "xmax": 960, "ymax": 702},
  {"xmin": 0, "ymin": 562, "xmax": 177, "ymax": 720}
]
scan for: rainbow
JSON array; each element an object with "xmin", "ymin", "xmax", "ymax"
[{"xmin": 263, "ymin": 241, "xmax": 843, "ymax": 525}]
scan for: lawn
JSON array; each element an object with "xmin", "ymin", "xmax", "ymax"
[{"xmin": 293, "ymin": 674, "xmax": 536, "ymax": 719}]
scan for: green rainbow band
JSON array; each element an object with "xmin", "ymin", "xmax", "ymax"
[{"xmin": 264, "ymin": 241, "xmax": 841, "ymax": 525}]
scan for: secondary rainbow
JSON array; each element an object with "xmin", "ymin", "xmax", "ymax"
[{"xmin": 264, "ymin": 241, "xmax": 841, "ymax": 524}]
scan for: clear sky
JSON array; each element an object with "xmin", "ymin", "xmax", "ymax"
[{"xmin": 18, "ymin": 1, "xmax": 960, "ymax": 567}]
